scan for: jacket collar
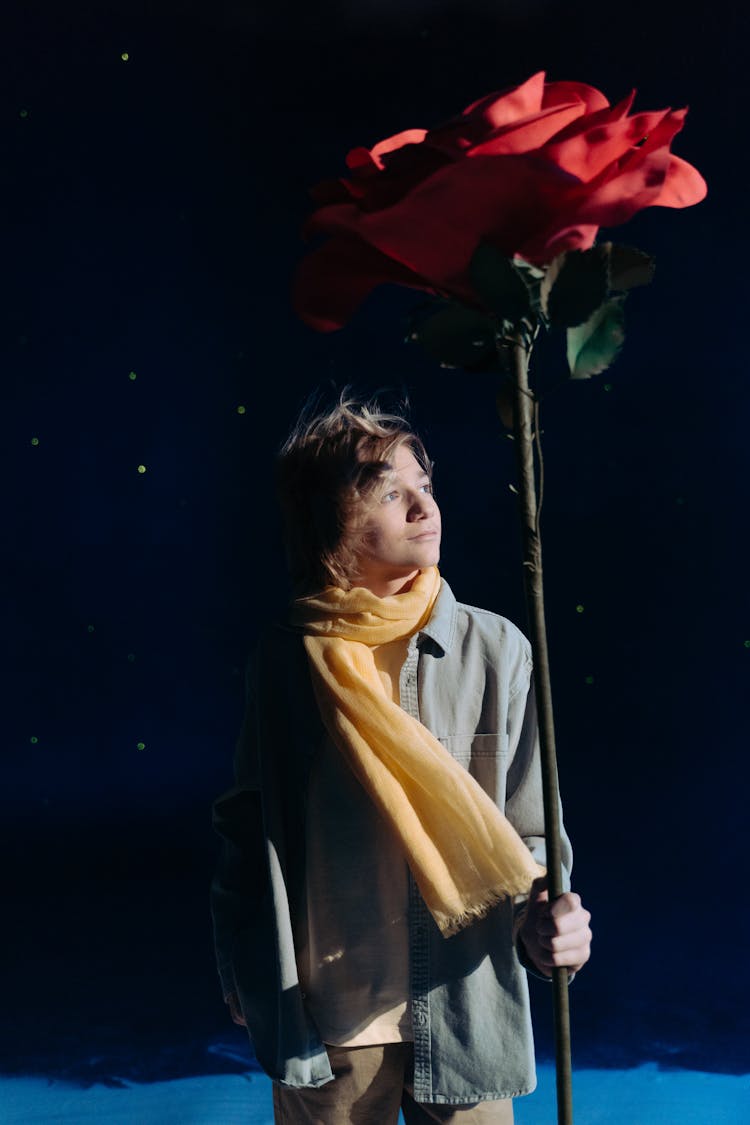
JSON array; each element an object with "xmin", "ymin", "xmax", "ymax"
[{"xmin": 418, "ymin": 576, "xmax": 457, "ymax": 655}]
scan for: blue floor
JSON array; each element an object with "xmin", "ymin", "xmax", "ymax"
[{"xmin": 3, "ymin": 1065, "xmax": 750, "ymax": 1124}]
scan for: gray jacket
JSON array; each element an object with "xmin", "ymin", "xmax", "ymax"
[{"xmin": 210, "ymin": 578, "xmax": 572, "ymax": 1103}]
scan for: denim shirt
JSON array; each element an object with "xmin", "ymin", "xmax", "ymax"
[{"xmin": 210, "ymin": 578, "xmax": 572, "ymax": 1103}]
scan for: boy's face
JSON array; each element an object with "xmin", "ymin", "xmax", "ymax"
[{"xmin": 350, "ymin": 442, "xmax": 441, "ymax": 596}]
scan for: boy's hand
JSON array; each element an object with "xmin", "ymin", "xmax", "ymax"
[
  {"xmin": 226, "ymin": 992, "xmax": 247, "ymax": 1026},
  {"xmin": 519, "ymin": 876, "xmax": 592, "ymax": 977}
]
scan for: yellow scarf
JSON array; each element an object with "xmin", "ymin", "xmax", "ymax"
[{"xmin": 291, "ymin": 566, "xmax": 544, "ymax": 938}]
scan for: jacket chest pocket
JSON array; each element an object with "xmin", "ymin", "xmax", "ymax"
[{"xmin": 438, "ymin": 732, "xmax": 510, "ymax": 808}]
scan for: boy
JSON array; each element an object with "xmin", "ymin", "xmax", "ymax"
[{"xmin": 210, "ymin": 396, "xmax": 591, "ymax": 1123}]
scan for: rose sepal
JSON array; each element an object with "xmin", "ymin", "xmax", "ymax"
[
  {"xmin": 540, "ymin": 248, "xmax": 609, "ymax": 328},
  {"xmin": 468, "ymin": 243, "xmax": 534, "ymax": 323},
  {"xmin": 405, "ymin": 299, "xmax": 499, "ymax": 371}
]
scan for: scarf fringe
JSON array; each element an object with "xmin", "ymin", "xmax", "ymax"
[{"xmin": 438, "ymin": 885, "xmax": 520, "ymax": 939}]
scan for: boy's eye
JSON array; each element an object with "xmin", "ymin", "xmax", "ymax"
[{"xmin": 382, "ymin": 490, "xmax": 399, "ymax": 503}]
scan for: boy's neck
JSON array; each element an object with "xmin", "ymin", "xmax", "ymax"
[{"xmin": 356, "ymin": 569, "xmax": 420, "ymax": 599}]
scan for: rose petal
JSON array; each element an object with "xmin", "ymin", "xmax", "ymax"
[
  {"xmin": 544, "ymin": 108, "xmax": 671, "ymax": 182},
  {"xmin": 467, "ymin": 102, "xmax": 586, "ymax": 157},
  {"xmin": 649, "ymin": 154, "xmax": 708, "ymax": 207},
  {"xmin": 291, "ymin": 236, "xmax": 436, "ymax": 331},
  {"xmin": 424, "ymin": 72, "xmax": 552, "ymax": 156},
  {"xmin": 635, "ymin": 106, "xmax": 686, "ymax": 155},
  {"xmin": 460, "ymin": 71, "xmax": 547, "ymax": 127},
  {"xmin": 351, "ymin": 128, "xmax": 428, "ymax": 172},
  {"xmin": 573, "ymin": 108, "xmax": 698, "ymax": 222},
  {"xmin": 541, "ymin": 79, "xmax": 610, "ymax": 114},
  {"xmin": 547, "ymin": 91, "xmax": 636, "ymax": 144}
]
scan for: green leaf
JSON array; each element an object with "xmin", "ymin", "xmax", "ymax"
[
  {"xmin": 541, "ymin": 248, "xmax": 609, "ymax": 328},
  {"xmin": 406, "ymin": 300, "xmax": 497, "ymax": 370},
  {"xmin": 469, "ymin": 243, "xmax": 532, "ymax": 322},
  {"xmin": 566, "ymin": 297, "xmax": 626, "ymax": 379},
  {"xmin": 603, "ymin": 243, "xmax": 655, "ymax": 291}
]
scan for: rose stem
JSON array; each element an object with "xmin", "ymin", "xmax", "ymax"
[{"xmin": 507, "ymin": 333, "xmax": 574, "ymax": 1125}]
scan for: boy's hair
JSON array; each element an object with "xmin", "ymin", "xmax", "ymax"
[{"xmin": 277, "ymin": 391, "xmax": 432, "ymax": 593}]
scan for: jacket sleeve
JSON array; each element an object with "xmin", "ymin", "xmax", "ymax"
[{"xmin": 209, "ymin": 649, "xmax": 267, "ymax": 1000}]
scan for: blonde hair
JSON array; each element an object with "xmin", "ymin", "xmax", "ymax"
[{"xmin": 277, "ymin": 391, "xmax": 432, "ymax": 593}]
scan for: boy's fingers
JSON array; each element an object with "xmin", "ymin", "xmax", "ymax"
[
  {"xmin": 547, "ymin": 892, "xmax": 581, "ymax": 918},
  {"xmin": 537, "ymin": 906, "xmax": 591, "ymax": 937}
]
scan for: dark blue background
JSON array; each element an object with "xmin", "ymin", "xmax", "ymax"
[{"xmin": 2, "ymin": 0, "xmax": 748, "ymax": 1086}]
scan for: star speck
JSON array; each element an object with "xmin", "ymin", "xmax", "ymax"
[
  {"xmin": 31, "ymin": 437, "xmax": 39, "ymax": 446},
  {"xmin": 137, "ymin": 464, "xmax": 147, "ymax": 474}
]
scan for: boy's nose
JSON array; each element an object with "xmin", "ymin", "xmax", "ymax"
[{"xmin": 409, "ymin": 493, "xmax": 435, "ymax": 518}]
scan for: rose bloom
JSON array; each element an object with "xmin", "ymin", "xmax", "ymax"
[{"xmin": 292, "ymin": 71, "xmax": 706, "ymax": 331}]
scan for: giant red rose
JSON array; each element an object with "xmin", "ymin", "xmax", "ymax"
[{"xmin": 292, "ymin": 71, "xmax": 706, "ymax": 332}]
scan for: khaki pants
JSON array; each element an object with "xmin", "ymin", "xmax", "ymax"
[{"xmin": 272, "ymin": 1042, "xmax": 514, "ymax": 1124}]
